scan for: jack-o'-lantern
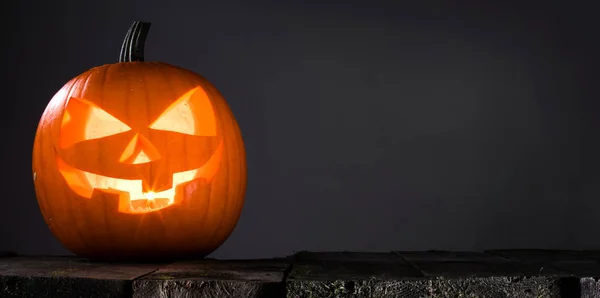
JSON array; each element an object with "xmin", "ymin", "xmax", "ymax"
[{"xmin": 32, "ymin": 21, "xmax": 247, "ymax": 261}]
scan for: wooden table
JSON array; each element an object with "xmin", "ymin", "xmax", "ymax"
[{"xmin": 1, "ymin": 250, "xmax": 600, "ymax": 297}]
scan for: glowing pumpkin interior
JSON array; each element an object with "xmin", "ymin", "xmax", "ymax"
[{"xmin": 56, "ymin": 86, "xmax": 223, "ymax": 214}]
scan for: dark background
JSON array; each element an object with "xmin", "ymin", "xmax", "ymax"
[{"xmin": 1, "ymin": 1, "xmax": 599, "ymax": 259}]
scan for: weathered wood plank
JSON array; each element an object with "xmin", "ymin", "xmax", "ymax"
[
  {"xmin": 133, "ymin": 258, "xmax": 290, "ymax": 298},
  {"xmin": 287, "ymin": 252, "xmax": 428, "ymax": 298},
  {"xmin": 395, "ymin": 251, "xmax": 566, "ymax": 297},
  {"xmin": 486, "ymin": 249, "xmax": 600, "ymax": 298},
  {"xmin": 396, "ymin": 250, "xmax": 510, "ymax": 263},
  {"xmin": 486, "ymin": 249, "xmax": 600, "ymax": 263},
  {"xmin": 0, "ymin": 256, "xmax": 162, "ymax": 298},
  {"xmin": 1, "ymin": 251, "xmax": 600, "ymax": 297}
]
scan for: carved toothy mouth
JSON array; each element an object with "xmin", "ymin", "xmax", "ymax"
[{"xmin": 54, "ymin": 141, "xmax": 223, "ymax": 214}]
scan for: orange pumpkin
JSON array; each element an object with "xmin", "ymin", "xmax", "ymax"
[{"xmin": 32, "ymin": 21, "xmax": 247, "ymax": 260}]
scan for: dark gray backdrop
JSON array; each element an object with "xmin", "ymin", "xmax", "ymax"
[{"xmin": 1, "ymin": 1, "xmax": 599, "ymax": 259}]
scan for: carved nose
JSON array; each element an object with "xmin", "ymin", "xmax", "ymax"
[{"xmin": 119, "ymin": 133, "xmax": 161, "ymax": 164}]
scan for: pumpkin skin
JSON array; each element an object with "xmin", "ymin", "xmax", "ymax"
[{"xmin": 31, "ymin": 22, "xmax": 246, "ymax": 261}]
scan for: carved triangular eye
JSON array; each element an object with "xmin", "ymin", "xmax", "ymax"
[
  {"xmin": 84, "ymin": 100, "xmax": 131, "ymax": 139},
  {"xmin": 60, "ymin": 97, "xmax": 131, "ymax": 148},
  {"xmin": 149, "ymin": 86, "xmax": 217, "ymax": 136}
]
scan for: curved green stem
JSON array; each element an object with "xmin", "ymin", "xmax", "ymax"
[{"xmin": 119, "ymin": 21, "xmax": 151, "ymax": 62}]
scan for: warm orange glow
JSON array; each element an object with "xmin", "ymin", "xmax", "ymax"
[
  {"xmin": 119, "ymin": 134, "xmax": 161, "ymax": 164},
  {"xmin": 145, "ymin": 192, "xmax": 156, "ymax": 200},
  {"xmin": 85, "ymin": 101, "xmax": 132, "ymax": 139},
  {"xmin": 56, "ymin": 140, "xmax": 224, "ymax": 214},
  {"xmin": 60, "ymin": 97, "xmax": 132, "ymax": 149},
  {"xmin": 55, "ymin": 86, "xmax": 223, "ymax": 214},
  {"xmin": 149, "ymin": 86, "xmax": 217, "ymax": 136},
  {"xmin": 63, "ymin": 110, "xmax": 72, "ymax": 125},
  {"xmin": 33, "ymin": 59, "xmax": 248, "ymax": 261}
]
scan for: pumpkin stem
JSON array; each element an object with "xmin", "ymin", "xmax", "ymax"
[{"xmin": 119, "ymin": 21, "xmax": 151, "ymax": 62}]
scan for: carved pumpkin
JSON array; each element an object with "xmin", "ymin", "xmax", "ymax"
[{"xmin": 32, "ymin": 21, "xmax": 247, "ymax": 260}]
